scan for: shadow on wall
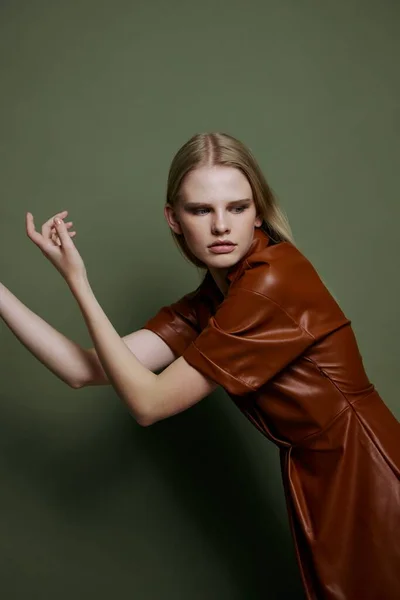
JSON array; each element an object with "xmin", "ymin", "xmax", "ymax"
[{"xmin": 0, "ymin": 388, "xmax": 305, "ymax": 599}]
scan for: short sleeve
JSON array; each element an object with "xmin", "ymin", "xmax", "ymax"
[
  {"xmin": 182, "ymin": 286, "xmax": 315, "ymax": 396},
  {"xmin": 141, "ymin": 272, "xmax": 220, "ymax": 356}
]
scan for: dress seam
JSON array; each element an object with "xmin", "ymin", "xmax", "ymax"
[
  {"xmin": 294, "ymin": 357, "xmax": 377, "ymax": 447},
  {"xmin": 295, "ymin": 390, "xmax": 377, "ymax": 447},
  {"xmin": 190, "ymin": 341, "xmax": 256, "ymax": 392}
]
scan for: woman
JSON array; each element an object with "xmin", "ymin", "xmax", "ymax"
[{"xmin": 1, "ymin": 132, "xmax": 399, "ymax": 599}]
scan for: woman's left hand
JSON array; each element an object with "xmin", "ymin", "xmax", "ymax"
[{"xmin": 26, "ymin": 210, "xmax": 87, "ymax": 285}]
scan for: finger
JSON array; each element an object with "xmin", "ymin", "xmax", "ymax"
[
  {"xmin": 53, "ymin": 217, "xmax": 74, "ymax": 247},
  {"xmin": 43, "ymin": 211, "xmax": 68, "ymax": 239},
  {"xmin": 51, "ymin": 231, "xmax": 61, "ymax": 246},
  {"xmin": 51, "ymin": 229, "xmax": 76, "ymax": 245},
  {"xmin": 50, "ymin": 225, "xmax": 75, "ymax": 240},
  {"xmin": 42, "ymin": 210, "xmax": 69, "ymax": 239},
  {"xmin": 26, "ymin": 212, "xmax": 45, "ymax": 247},
  {"xmin": 50, "ymin": 221, "xmax": 73, "ymax": 234}
]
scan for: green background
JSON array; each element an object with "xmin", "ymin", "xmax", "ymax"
[{"xmin": 1, "ymin": 1, "xmax": 399, "ymax": 598}]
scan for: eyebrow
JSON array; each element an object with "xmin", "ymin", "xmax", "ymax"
[{"xmin": 184, "ymin": 198, "xmax": 253, "ymax": 208}]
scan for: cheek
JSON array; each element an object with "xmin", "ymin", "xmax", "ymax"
[
  {"xmin": 186, "ymin": 230, "xmax": 204, "ymax": 249},
  {"xmin": 179, "ymin": 222, "xmax": 203, "ymax": 249},
  {"xmin": 182, "ymin": 219, "xmax": 205, "ymax": 239}
]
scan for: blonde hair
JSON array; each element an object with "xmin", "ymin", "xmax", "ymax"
[{"xmin": 166, "ymin": 132, "xmax": 294, "ymax": 270}]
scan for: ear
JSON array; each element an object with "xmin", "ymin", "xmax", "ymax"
[
  {"xmin": 164, "ymin": 204, "xmax": 183, "ymax": 235},
  {"xmin": 255, "ymin": 214, "xmax": 263, "ymax": 228}
]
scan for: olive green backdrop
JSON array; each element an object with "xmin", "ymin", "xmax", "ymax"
[{"xmin": 0, "ymin": 1, "xmax": 398, "ymax": 599}]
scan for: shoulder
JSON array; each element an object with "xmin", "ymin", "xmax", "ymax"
[
  {"xmin": 232, "ymin": 241, "xmax": 318, "ymax": 296},
  {"xmin": 228, "ymin": 242, "xmax": 349, "ymax": 338}
]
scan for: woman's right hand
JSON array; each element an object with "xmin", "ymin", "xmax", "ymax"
[
  {"xmin": 26, "ymin": 209, "xmax": 76, "ymax": 245},
  {"xmin": 25, "ymin": 210, "xmax": 84, "ymax": 284}
]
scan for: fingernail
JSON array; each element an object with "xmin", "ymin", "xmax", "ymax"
[{"xmin": 55, "ymin": 218, "xmax": 61, "ymax": 225}]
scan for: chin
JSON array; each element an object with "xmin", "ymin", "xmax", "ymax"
[{"xmin": 207, "ymin": 255, "xmax": 238, "ymax": 268}]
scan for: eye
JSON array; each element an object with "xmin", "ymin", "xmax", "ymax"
[
  {"xmin": 191, "ymin": 206, "xmax": 248, "ymax": 215},
  {"xmin": 193, "ymin": 208, "xmax": 210, "ymax": 215}
]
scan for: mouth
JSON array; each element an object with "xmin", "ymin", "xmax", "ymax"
[
  {"xmin": 208, "ymin": 242, "xmax": 237, "ymax": 254},
  {"xmin": 209, "ymin": 241, "xmax": 236, "ymax": 247}
]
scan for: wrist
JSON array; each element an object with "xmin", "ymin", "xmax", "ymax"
[{"xmin": 67, "ymin": 273, "xmax": 90, "ymax": 295}]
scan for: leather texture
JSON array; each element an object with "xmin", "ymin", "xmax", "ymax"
[{"xmin": 143, "ymin": 227, "xmax": 400, "ymax": 599}]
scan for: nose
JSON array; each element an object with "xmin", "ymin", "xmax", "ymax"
[{"xmin": 212, "ymin": 212, "xmax": 231, "ymax": 235}]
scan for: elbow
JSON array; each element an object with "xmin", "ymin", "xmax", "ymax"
[
  {"xmin": 135, "ymin": 413, "xmax": 155, "ymax": 427},
  {"xmin": 69, "ymin": 379, "xmax": 84, "ymax": 389},
  {"xmin": 128, "ymin": 392, "xmax": 158, "ymax": 427},
  {"xmin": 133, "ymin": 405, "xmax": 158, "ymax": 427}
]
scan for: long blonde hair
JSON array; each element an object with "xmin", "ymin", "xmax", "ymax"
[{"xmin": 166, "ymin": 132, "xmax": 294, "ymax": 270}]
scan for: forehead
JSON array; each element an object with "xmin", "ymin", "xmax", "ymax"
[{"xmin": 181, "ymin": 166, "xmax": 252, "ymax": 201}]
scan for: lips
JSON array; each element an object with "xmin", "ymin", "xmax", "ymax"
[{"xmin": 209, "ymin": 241, "xmax": 235, "ymax": 247}]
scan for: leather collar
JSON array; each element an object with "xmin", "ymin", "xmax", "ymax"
[{"xmin": 225, "ymin": 227, "xmax": 270, "ymax": 284}]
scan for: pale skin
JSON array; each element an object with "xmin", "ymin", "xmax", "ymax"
[{"xmin": 24, "ymin": 165, "xmax": 262, "ymax": 426}]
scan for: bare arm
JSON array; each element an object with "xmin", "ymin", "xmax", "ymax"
[
  {"xmin": 83, "ymin": 329, "xmax": 177, "ymax": 387},
  {"xmin": 10, "ymin": 209, "xmax": 214, "ymax": 426},
  {"xmin": 0, "ymin": 282, "xmax": 176, "ymax": 388}
]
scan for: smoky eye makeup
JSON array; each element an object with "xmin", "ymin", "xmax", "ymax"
[{"xmin": 184, "ymin": 199, "xmax": 253, "ymax": 212}]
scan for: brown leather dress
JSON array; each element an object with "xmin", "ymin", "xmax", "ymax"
[{"xmin": 143, "ymin": 228, "xmax": 400, "ymax": 599}]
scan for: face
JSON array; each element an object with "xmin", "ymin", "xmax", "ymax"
[{"xmin": 164, "ymin": 165, "xmax": 262, "ymax": 275}]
